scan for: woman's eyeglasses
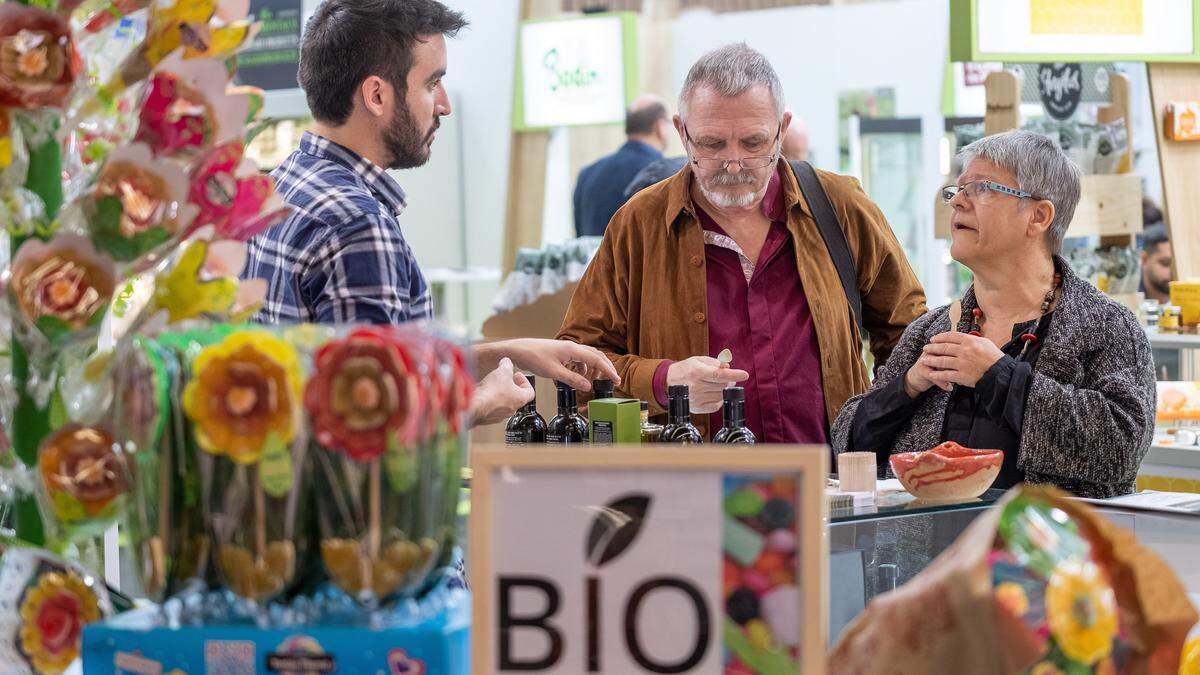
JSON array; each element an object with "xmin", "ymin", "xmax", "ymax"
[{"xmin": 941, "ymin": 180, "xmax": 1037, "ymax": 203}]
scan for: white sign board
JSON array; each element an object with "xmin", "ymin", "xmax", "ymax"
[
  {"xmin": 470, "ymin": 447, "xmax": 828, "ymax": 674},
  {"xmin": 517, "ymin": 15, "xmax": 631, "ymax": 129},
  {"xmin": 976, "ymin": 0, "xmax": 1194, "ymax": 57}
]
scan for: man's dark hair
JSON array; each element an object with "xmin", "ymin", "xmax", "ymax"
[
  {"xmin": 625, "ymin": 102, "xmax": 668, "ymax": 136},
  {"xmin": 1143, "ymin": 197, "xmax": 1164, "ymax": 229},
  {"xmin": 1143, "ymin": 222, "xmax": 1169, "ymax": 253},
  {"xmin": 298, "ymin": 0, "xmax": 467, "ymax": 125}
]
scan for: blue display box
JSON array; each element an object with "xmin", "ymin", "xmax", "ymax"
[{"xmin": 81, "ymin": 592, "xmax": 470, "ymax": 674}]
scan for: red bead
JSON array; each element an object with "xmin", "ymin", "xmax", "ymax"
[
  {"xmin": 1020, "ymin": 333, "xmax": 1037, "ymax": 343},
  {"xmin": 969, "ymin": 331, "xmax": 983, "ymax": 337},
  {"xmin": 972, "ymin": 308, "xmax": 983, "ymax": 318}
]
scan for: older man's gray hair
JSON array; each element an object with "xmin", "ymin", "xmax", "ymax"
[
  {"xmin": 956, "ymin": 130, "xmax": 1082, "ymax": 254},
  {"xmin": 678, "ymin": 43, "xmax": 785, "ymax": 121}
]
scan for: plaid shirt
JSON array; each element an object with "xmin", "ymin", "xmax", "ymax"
[{"xmin": 245, "ymin": 132, "xmax": 433, "ymax": 325}]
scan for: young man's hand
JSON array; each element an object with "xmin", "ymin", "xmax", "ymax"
[{"xmin": 471, "ymin": 358, "xmax": 535, "ymax": 426}]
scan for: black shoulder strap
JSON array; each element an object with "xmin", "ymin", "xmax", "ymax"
[{"xmin": 789, "ymin": 160, "xmax": 864, "ymax": 333}]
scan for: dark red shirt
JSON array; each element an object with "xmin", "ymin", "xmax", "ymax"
[{"xmin": 653, "ymin": 171, "xmax": 828, "ymax": 443}]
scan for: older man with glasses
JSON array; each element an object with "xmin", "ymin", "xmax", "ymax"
[{"xmin": 557, "ymin": 43, "xmax": 926, "ymax": 444}]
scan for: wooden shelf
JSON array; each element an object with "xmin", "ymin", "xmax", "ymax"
[
  {"xmin": 1145, "ymin": 327, "xmax": 1200, "ymax": 350},
  {"xmin": 934, "ymin": 173, "xmax": 1143, "ymax": 241}
]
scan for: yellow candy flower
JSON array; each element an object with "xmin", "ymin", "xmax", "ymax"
[
  {"xmin": 143, "ymin": 0, "xmax": 256, "ymax": 67},
  {"xmin": 19, "ymin": 571, "xmax": 101, "ymax": 674},
  {"xmin": 182, "ymin": 330, "xmax": 301, "ymax": 464},
  {"xmin": 153, "ymin": 240, "xmax": 239, "ymax": 322},
  {"xmin": 1182, "ymin": 636, "xmax": 1200, "ymax": 675},
  {"xmin": 1045, "ymin": 560, "xmax": 1118, "ymax": 665}
]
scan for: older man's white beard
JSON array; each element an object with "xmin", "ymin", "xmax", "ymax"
[
  {"xmin": 701, "ymin": 187, "xmax": 758, "ymax": 208},
  {"xmin": 700, "ymin": 176, "xmax": 765, "ymax": 209}
]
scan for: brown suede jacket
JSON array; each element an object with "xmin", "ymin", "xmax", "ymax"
[{"xmin": 557, "ymin": 159, "xmax": 927, "ymax": 437}]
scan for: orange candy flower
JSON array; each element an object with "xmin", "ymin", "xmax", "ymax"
[{"xmin": 182, "ymin": 331, "xmax": 301, "ymax": 464}]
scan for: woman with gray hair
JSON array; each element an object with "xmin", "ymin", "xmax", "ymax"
[{"xmin": 832, "ymin": 130, "xmax": 1155, "ymax": 498}]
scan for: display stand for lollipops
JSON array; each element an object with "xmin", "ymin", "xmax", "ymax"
[{"xmin": 0, "ymin": 2, "xmax": 475, "ymax": 673}]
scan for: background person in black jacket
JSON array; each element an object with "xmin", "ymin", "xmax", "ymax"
[{"xmin": 572, "ymin": 95, "xmax": 671, "ymax": 237}]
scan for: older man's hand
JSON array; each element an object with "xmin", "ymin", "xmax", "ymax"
[
  {"xmin": 476, "ymin": 338, "xmax": 621, "ymax": 392},
  {"xmin": 667, "ymin": 356, "xmax": 750, "ymax": 414},
  {"xmin": 922, "ymin": 332, "xmax": 1005, "ymax": 389}
]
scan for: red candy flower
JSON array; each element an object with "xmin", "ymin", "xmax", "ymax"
[
  {"xmin": 188, "ymin": 142, "xmax": 288, "ymax": 240},
  {"xmin": 135, "ymin": 71, "xmax": 213, "ymax": 156},
  {"xmin": 0, "ymin": 4, "xmax": 82, "ymax": 109},
  {"xmin": 305, "ymin": 329, "xmax": 421, "ymax": 460},
  {"xmin": 19, "ymin": 571, "xmax": 101, "ymax": 673}
]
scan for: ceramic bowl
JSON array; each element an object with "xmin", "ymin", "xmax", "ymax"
[{"xmin": 889, "ymin": 442, "xmax": 1003, "ymax": 501}]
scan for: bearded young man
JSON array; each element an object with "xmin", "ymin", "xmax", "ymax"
[
  {"xmin": 558, "ymin": 44, "xmax": 926, "ymax": 443},
  {"xmin": 246, "ymin": 0, "xmax": 618, "ymax": 426}
]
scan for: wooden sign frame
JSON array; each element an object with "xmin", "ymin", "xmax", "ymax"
[{"xmin": 469, "ymin": 445, "xmax": 829, "ymax": 675}]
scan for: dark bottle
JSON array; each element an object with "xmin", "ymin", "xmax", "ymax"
[
  {"xmin": 713, "ymin": 387, "xmax": 756, "ymax": 445},
  {"xmin": 660, "ymin": 385, "xmax": 703, "ymax": 445},
  {"xmin": 546, "ymin": 381, "xmax": 588, "ymax": 444},
  {"xmin": 593, "ymin": 378, "xmax": 614, "ymax": 400},
  {"xmin": 505, "ymin": 374, "xmax": 546, "ymax": 444}
]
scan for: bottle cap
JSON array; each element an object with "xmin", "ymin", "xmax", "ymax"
[
  {"xmin": 640, "ymin": 401, "xmax": 649, "ymax": 411},
  {"xmin": 668, "ymin": 384, "xmax": 689, "ymax": 398},
  {"xmin": 555, "ymin": 380, "xmax": 572, "ymax": 392},
  {"xmin": 723, "ymin": 386, "xmax": 745, "ymax": 402},
  {"xmin": 593, "ymin": 378, "xmax": 614, "ymax": 398}
]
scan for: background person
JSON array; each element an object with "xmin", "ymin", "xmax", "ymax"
[{"xmin": 573, "ymin": 94, "xmax": 672, "ymax": 237}]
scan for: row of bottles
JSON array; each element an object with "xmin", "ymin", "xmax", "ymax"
[{"xmin": 505, "ymin": 376, "xmax": 755, "ymax": 445}]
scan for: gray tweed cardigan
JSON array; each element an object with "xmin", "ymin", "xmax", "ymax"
[{"xmin": 831, "ymin": 259, "xmax": 1155, "ymax": 499}]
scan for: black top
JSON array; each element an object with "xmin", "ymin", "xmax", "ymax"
[{"xmin": 848, "ymin": 313, "xmax": 1054, "ymax": 490}]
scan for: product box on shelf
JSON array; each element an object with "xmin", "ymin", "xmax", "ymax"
[
  {"xmin": 587, "ymin": 398, "xmax": 641, "ymax": 444},
  {"xmin": 81, "ymin": 591, "xmax": 471, "ymax": 674}
]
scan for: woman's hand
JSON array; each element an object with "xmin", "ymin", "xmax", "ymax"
[
  {"xmin": 903, "ymin": 357, "xmax": 948, "ymax": 398},
  {"xmin": 921, "ymin": 332, "xmax": 1005, "ymax": 389}
]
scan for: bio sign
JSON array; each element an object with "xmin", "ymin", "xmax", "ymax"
[
  {"xmin": 514, "ymin": 14, "xmax": 637, "ymax": 130},
  {"xmin": 470, "ymin": 447, "xmax": 827, "ymax": 674}
]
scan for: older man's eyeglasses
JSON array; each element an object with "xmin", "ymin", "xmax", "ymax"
[
  {"xmin": 941, "ymin": 180, "xmax": 1036, "ymax": 203},
  {"xmin": 684, "ymin": 124, "xmax": 781, "ymax": 171}
]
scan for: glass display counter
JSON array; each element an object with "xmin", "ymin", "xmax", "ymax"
[{"xmin": 828, "ymin": 488, "xmax": 1200, "ymax": 644}]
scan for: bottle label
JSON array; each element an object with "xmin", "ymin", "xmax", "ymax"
[
  {"xmin": 591, "ymin": 421, "xmax": 614, "ymax": 445},
  {"xmin": 505, "ymin": 430, "xmax": 527, "ymax": 445},
  {"xmin": 546, "ymin": 433, "xmax": 563, "ymax": 443}
]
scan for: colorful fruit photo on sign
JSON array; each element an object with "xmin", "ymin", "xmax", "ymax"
[{"xmin": 721, "ymin": 474, "xmax": 801, "ymax": 674}]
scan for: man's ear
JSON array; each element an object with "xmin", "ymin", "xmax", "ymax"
[{"xmin": 360, "ymin": 75, "xmax": 390, "ymax": 118}]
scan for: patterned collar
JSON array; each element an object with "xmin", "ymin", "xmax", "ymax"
[{"xmin": 297, "ymin": 131, "xmax": 408, "ymax": 217}]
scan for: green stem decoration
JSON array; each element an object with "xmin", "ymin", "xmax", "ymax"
[{"xmin": 11, "ymin": 126, "xmax": 65, "ymax": 546}]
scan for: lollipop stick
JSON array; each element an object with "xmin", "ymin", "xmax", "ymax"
[
  {"xmin": 255, "ymin": 469, "xmax": 267, "ymax": 559},
  {"xmin": 369, "ymin": 459, "xmax": 381, "ymax": 560}
]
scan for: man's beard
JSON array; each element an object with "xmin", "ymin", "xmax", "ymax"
[
  {"xmin": 383, "ymin": 105, "xmax": 439, "ymax": 170},
  {"xmin": 698, "ymin": 169, "xmax": 766, "ymax": 209}
]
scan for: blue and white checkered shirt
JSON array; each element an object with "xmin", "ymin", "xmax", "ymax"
[{"xmin": 245, "ymin": 131, "xmax": 433, "ymax": 325}]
